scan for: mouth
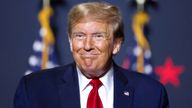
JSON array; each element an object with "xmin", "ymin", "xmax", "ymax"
[{"xmin": 80, "ymin": 53, "xmax": 99, "ymax": 58}]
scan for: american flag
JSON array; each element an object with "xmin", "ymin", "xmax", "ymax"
[
  {"xmin": 25, "ymin": 6, "xmax": 59, "ymax": 75},
  {"xmin": 122, "ymin": 11, "xmax": 154, "ymax": 77}
]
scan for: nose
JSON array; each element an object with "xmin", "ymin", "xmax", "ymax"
[{"xmin": 84, "ymin": 36, "xmax": 94, "ymax": 51}]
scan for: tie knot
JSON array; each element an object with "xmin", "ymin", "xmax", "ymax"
[{"xmin": 90, "ymin": 79, "xmax": 102, "ymax": 89}]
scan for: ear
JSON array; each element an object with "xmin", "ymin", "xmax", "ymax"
[
  {"xmin": 112, "ymin": 37, "xmax": 123, "ymax": 55},
  {"xmin": 68, "ymin": 33, "xmax": 73, "ymax": 52}
]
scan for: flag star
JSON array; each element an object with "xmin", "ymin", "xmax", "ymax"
[
  {"xmin": 155, "ymin": 57, "xmax": 185, "ymax": 87},
  {"xmin": 29, "ymin": 55, "xmax": 39, "ymax": 66},
  {"xmin": 144, "ymin": 64, "xmax": 152, "ymax": 74},
  {"xmin": 133, "ymin": 46, "xmax": 142, "ymax": 56},
  {"xmin": 144, "ymin": 49, "xmax": 151, "ymax": 59},
  {"xmin": 33, "ymin": 41, "xmax": 43, "ymax": 52}
]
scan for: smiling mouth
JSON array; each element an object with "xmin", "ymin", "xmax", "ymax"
[{"xmin": 80, "ymin": 53, "xmax": 99, "ymax": 58}]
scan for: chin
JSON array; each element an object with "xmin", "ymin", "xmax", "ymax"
[{"xmin": 81, "ymin": 67, "xmax": 96, "ymax": 73}]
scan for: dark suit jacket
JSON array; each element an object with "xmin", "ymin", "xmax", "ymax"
[{"xmin": 14, "ymin": 62, "xmax": 169, "ymax": 108}]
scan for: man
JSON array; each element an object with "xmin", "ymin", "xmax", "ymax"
[{"xmin": 14, "ymin": 2, "xmax": 169, "ymax": 108}]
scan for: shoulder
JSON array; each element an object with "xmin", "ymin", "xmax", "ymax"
[
  {"xmin": 21, "ymin": 63, "xmax": 76, "ymax": 85},
  {"xmin": 114, "ymin": 64, "xmax": 169, "ymax": 107},
  {"xmin": 114, "ymin": 64, "xmax": 165, "ymax": 91},
  {"xmin": 115, "ymin": 65, "xmax": 169, "ymax": 101}
]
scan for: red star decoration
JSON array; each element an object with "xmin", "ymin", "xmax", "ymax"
[{"xmin": 154, "ymin": 57, "xmax": 185, "ymax": 87}]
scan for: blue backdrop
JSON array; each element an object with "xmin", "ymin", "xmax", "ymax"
[{"xmin": 0, "ymin": 0, "xmax": 192, "ymax": 108}]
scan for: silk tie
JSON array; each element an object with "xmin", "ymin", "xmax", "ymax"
[{"xmin": 87, "ymin": 79, "xmax": 103, "ymax": 108}]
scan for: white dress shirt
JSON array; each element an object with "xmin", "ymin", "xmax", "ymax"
[{"xmin": 77, "ymin": 67, "xmax": 114, "ymax": 108}]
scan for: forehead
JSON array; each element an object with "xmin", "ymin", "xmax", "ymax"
[
  {"xmin": 72, "ymin": 20, "xmax": 112, "ymax": 33},
  {"xmin": 72, "ymin": 21, "xmax": 107, "ymax": 32}
]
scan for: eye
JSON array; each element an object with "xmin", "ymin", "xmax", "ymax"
[
  {"xmin": 73, "ymin": 33, "xmax": 86, "ymax": 40},
  {"xmin": 93, "ymin": 33, "xmax": 105, "ymax": 40},
  {"xmin": 96, "ymin": 34, "xmax": 104, "ymax": 38},
  {"xmin": 75, "ymin": 34, "xmax": 84, "ymax": 38}
]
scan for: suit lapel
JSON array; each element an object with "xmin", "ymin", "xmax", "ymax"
[
  {"xmin": 55, "ymin": 62, "xmax": 134, "ymax": 108},
  {"xmin": 57, "ymin": 63, "xmax": 81, "ymax": 108},
  {"xmin": 114, "ymin": 64, "xmax": 134, "ymax": 108}
]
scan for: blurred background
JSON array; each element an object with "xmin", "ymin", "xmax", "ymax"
[{"xmin": 0, "ymin": 0, "xmax": 191, "ymax": 108}]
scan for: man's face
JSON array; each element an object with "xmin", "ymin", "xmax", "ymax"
[{"xmin": 69, "ymin": 21, "xmax": 122, "ymax": 78}]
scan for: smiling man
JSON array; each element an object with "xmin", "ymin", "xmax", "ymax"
[
  {"xmin": 14, "ymin": 2, "xmax": 169, "ymax": 108},
  {"xmin": 70, "ymin": 21, "xmax": 120, "ymax": 78}
]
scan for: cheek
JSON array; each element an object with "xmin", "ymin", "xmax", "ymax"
[
  {"xmin": 71, "ymin": 41, "xmax": 83, "ymax": 51},
  {"xmin": 71, "ymin": 42, "xmax": 82, "ymax": 63},
  {"xmin": 97, "ymin": 42, "xmax": 114, "ymax": 55}
]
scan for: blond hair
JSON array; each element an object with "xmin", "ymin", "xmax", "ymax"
[{"xmin": 67, "ymin": 2, "xmax": 124, "ymax": 41}]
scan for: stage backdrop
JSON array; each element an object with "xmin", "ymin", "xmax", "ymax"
[{"xmin": 0, "ymin": 0, "xmax": 191, "ymax": 108}]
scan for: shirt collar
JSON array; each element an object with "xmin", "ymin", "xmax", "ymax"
[{"xmin": 77, "ymin": 66, "xmax": 114, "ymax": 92}]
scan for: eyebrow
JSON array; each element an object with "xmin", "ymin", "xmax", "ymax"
[
  {"xmin": 72, "ymin": 32, "xmax": 107, "ymax": 35},
  {"xmin": 72, "ymin": 32, "xmax": 86, "ymax": 35}
]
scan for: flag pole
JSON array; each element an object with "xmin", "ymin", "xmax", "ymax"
[
  {"xmin": 43, "ymin": 0, "xmax": 50, "ymax": 7},
  {"xmin": 25, "ymin": 0, "xmax": 58, "ymax": 75},
  {"xmin": 39, "ymin": 0, "xmax": 55, "ymax": 69},
  {"xmin": 136, "ymin": 0, "xmax": 145, "ymax": 11},
  {"xmin": 132, "ymin": 0, "xmax": 151, "ymax": 73}
]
